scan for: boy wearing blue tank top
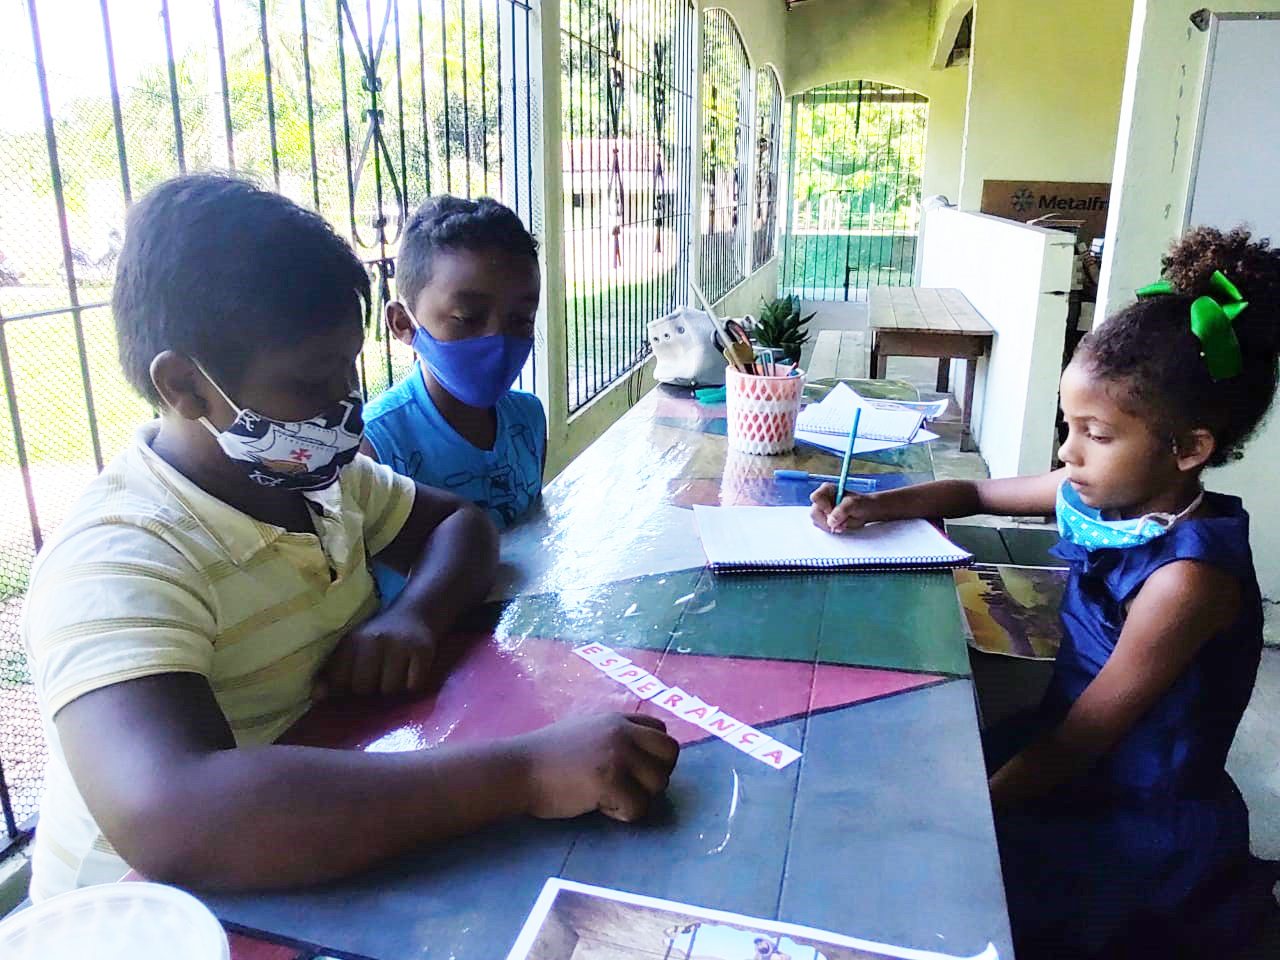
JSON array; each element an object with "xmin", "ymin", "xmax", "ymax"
[{"xmin": 363, "ymin": 196, "xmax": 547, "ymax": 606}]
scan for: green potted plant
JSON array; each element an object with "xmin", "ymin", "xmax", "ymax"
[{"xmin": 749, "ymin": 295, "xmax": 814, "ymax": 365}]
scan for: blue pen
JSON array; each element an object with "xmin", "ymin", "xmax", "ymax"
[
  {"xmin": 835, "ymin": 408, "xmax": 862, "ymax": 503},
  {"xmin": 774, "ymin": 469, "xmax": 876, "ymax": 490}
]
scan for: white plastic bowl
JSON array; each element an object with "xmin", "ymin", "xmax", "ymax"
[{"xmin": 0, "ymin": 881, "xmax": 230, "ymax": 960}]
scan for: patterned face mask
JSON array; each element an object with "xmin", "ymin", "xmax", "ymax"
[
  {"xmin": 1056, "ymin": 480, "xmax": 1203, "ymax": 551},
  {"xmin": 196, "ymin": 364, "xmax": 364, "ymax": 491}
]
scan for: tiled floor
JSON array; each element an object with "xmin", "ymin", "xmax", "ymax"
[{"xmin": 798, "ymin": 298, "xmax": 1280, "ymax": 953}]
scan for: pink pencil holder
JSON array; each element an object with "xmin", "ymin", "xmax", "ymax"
[{"xmin": 725, "ymin": 365, "xmax": 806, "ymax": 455}]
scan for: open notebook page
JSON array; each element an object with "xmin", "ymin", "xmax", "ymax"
[{"xmin": 693, "ymin": 505, "xmax": 972, "ymax": 572}]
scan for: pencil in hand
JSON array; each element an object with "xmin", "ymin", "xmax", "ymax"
[{"xmin": 835, "ymin": 409, "xmax": 862, "ymax": 504}]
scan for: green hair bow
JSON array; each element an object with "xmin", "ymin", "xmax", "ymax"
[{"xmin": 1135, "ymin": 270, "xmax": 1247, "ymax": 381}]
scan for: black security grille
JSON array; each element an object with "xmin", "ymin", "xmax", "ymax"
[
  {"xmin": 779, "ymin": 80, "xmax": 927, "ymax": 301},
  {"xmin": 0, "ymin": 0, "xmax": 785, "ymax": 855},
  {"xmin": 0, "ymin": 0, "xmax": 536, "ymax": 856},
  {"xmin": 560, "ymin": 0, "xmax": 696, "ymax": 413},
  {"xmin": 752, "ymin": 64, "xmax": 781, "ymax": 270},
  {"xmin": 697, "ymin": 7, "xmax": 750, "ymax": 304}
]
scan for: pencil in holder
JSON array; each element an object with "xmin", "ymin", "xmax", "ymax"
[{"xmin": 724, "ymin": 364, "xmax": 806, "ymax": 456}]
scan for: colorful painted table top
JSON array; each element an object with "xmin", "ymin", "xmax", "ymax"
[{"xmin": 211, "ymin": 380, "xmax": 1013, "ymax": 960}]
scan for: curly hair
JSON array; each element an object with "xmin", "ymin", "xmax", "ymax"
[
  {"xmin": 394, "ymin": 195, "xmax": 538, "ymax": 308},
  {"xmin": 1075, "ymin": 226, "xmax": 1280, "ymax": 466}
]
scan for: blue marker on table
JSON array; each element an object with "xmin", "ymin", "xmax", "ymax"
[
  {"xmin": 835, "ymin": 408, "xmax": 862, "ymax": 504},
  {"xmin": 774, "ymin": 469, "xmax": 877, "ymax": 491}
]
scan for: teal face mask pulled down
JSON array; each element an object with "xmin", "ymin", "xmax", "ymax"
[{"xmin": 1055, "ymin": 481, "xmax": 1202, "ymax": 551}]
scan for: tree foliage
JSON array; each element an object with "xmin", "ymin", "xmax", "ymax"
[
  {"xmin": 788, "ymin": 81, "xmax": 927, "ymax": 231},
  {"xmin": 0, "ymin": 0, "xmax": 516, "ymax": 276}
]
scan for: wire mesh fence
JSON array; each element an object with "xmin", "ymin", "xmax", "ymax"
[
  {"xmin": 0, "ymin": 0, "xmax": 795, "ymax": 855},
  {"xmin": 779, "ymin": 80, "xmax": 928, "ymax": 301},
  {"xmin": 560, "ymin": 0, "xmax": 695, "ymax": 414},
  {"xmin": 697, "ymin": 7, "xmax": 749, "ymax": 305},
  {"xmin": 0, "ymin": 0, "xmax": 537, "ymax": 854}
]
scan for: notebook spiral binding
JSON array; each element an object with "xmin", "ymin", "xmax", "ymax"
[{"xmin": 711, "ymin": 555, "xmax": 974, "ymax": 573}]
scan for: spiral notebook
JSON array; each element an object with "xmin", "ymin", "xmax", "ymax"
[
  {"xmin": 796, "ymin": 382, "xmax": 924, "ymax": 442},
  {"xmin": 693, "ymin": 505, "xmax": 973, "ymax": 572}
]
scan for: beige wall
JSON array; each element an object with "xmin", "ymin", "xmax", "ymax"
[
  {"xmin": 783, "ymin": 0, "xmax": 968, "ymax": 208},
  {"xmin": 957, "ymin": 0, "xmax": 1133, "ymax": 210},
  {"xmin": 548, "ymin": 1, "xmax": 789, "ymax": 477},
  {"xmin": 785, "ymin": 0, "xmax": 936, "ymax": 97},
  {"xmin": 712, "ymin": 261, "xmax": 779, "ymax": 320},
  {"xmin": 926, "ymin": 0, "xmax": 972, "ymax": 200},
  {"xmin": 920, "ymin": 63, "xmax": 968, "ymax": 202},
  {"xmin": 706, "ymin": 1, "xmax": 788, "ymax": 90},
  {"xmin": 779, "ymin": 0, "xmax": 1131, "ymax": 211},
  {"xmin": 699, "ymin": 4, "xmax": 786, "ymax": 323},
  {"xmin": 1097, "ymin": 1, "xmax": 1280, "ymax": 602},
  {"xmin": 698, "ymin": 4, "xmax": 786, "ymax": 324},
  {"xmin": 1098, "ymin": 0, "xmax": 1280, "ymax": 316}
]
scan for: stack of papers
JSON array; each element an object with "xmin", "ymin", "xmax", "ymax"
[
  {"xmin": 796, "ymin": 382, "xmax": 940, "ymax": 454},
  {"xmin": 797, "ymin": 382, "xmax": 924, "ymax": 441}
]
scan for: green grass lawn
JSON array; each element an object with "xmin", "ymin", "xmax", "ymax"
[
  {"xmin": 0, "ymin": 270, "xmax": 673, "ymax": 488},
  {"xmin": 0, "ymin": 285, "xmax": 426, "ymax": 468},
  {"xmin": 1, "ymin": 260, "xmax": 682, "ymax": 465},
  {"xmin": 0, "ymin": 286, "xmax": 151, "ymax": 468},
  {"xmin": 564, "ymin": 267, "xmax": 678, "ymax": 410}
]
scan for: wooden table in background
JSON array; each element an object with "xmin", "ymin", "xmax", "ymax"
[{"xmin": 869, "ymin": 287, "xmax": 993, "ymax": 451}]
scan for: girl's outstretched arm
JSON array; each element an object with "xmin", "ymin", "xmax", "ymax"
[
  {"xmin": 988, "ymin": 558, "xmax": 1241, "ymax": 810},
  {"xmin": 811, "ymin": 467, "xmax": 1066, "ymax": 533}
]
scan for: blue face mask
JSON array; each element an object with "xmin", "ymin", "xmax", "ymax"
[
  {"xmin": 1056, "ymin": 480, "xmax": 1203, "ymax": 551},
  {"xmin": 402, "ymin": 303, "xmax": 534, "ymax": 409}
]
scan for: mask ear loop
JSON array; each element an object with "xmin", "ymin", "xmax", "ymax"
[
  {"xmin": 1140, "ymin": 489, "xmax": 1205, "ymax": 531},
  {"xmin": 190, "ymin": 359, "xmax": 244, "ymax": 436},
  {"xmin": 396, "ymin": 301, "xmax": 426, "ymax": 338}
]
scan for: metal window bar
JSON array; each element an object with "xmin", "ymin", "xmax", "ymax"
[
  {"xmin": 698, "ymin": 8, "xmax": 750, "ymax": 305},
  {"xmin": 560, "ymin": 0, "xmax": 696, "ymax": 414},
  {"xmin": 0, "ymin": 0, "xmax": 537, "ymax": 855},
  {"xmin": 779, "ymin": 80, "xmax": 928, "ymax": 302},
  {"xmin": 752, "ymin": 64, "xmax": 781, "ymax": 270}
]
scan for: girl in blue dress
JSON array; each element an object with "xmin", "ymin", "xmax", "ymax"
[{"xmin": 810, "ymin": 227, "xmax": 1280, "ymax": 958}]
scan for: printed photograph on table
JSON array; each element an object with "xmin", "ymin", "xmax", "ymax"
[
  {"xmin": 507, "ymin": 879, "xmax": 1000, "ymax": 960},
  {"xmin": 954, "ymin": 564, "xmax": 1068, "ymax": 660}
]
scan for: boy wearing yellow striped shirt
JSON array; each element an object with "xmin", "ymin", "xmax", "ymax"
[{"xmin": 21, "ymin": 175, "xmax": 677, "ymax": 901}]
